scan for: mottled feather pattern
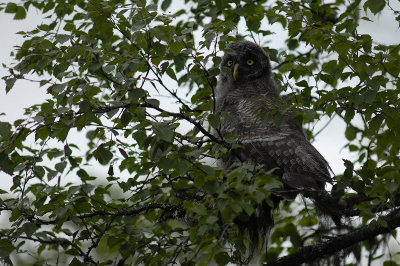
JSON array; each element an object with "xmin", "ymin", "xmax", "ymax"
[
  {"xmin": 216, "ymin": 40, "xmax": 341, "ymax": 259},
  {"xmin": 216, "ymin": 41, "xmax": 332, "ymax": 190},
  {"xmin": 218, "ymin": 89, "xmax": 331, "ymax": 189}
]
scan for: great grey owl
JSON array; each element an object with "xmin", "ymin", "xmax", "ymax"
[{"xmin": 215, "ymin": 40, "xmax": 341, "ymax": 255}]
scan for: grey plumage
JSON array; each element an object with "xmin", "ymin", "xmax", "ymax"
[{"xmin": 215, "ymin": 40, "xmax": 341, "ymax": 258}]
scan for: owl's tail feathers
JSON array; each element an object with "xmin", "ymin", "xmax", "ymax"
[
  {"xmin": 234, "ymin": 200, "xmax": 279, "ymax": 263},
  {"xmin": 282, "ymin": 172, "xmax": 343, "ymax": 227},
  {"xmin": 309, "ymin": 190, "xmax": 343, "ymax": 227}
]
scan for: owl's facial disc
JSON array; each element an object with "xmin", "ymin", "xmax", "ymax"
[
  {"xmin": 229, "ymin": 56, "xmax": 261, "ymax": 82},
  {"xmin": 222, "ymin": 45, "xmax": 271, "ymax": 83}
]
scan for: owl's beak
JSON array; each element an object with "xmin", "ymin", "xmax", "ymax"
[{"xmin": 233, "ymin": 64, "xmax": 239, "ymax": 81}]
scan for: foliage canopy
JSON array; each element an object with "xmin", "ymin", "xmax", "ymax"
[{"xmin": 1, "ymin": 0, "xmax": 400, "ymax": 265}]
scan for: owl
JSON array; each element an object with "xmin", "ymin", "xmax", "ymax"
[{"xmin": 215, "ymin": 40, "xmax": 341, "ymax": 256}]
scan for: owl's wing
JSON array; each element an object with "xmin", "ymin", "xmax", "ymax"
[
  {"xmin": 241, "ymin": 134, "xmax": 332, "ymax": 191},
  {"xmin": 241, "ymin": 135, "xmax": 342, "ymax": 225}
]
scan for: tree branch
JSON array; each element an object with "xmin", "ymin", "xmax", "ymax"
[
  {"xmin": 8, "ymin": 234, "xmax": 98, "ymax": 265},
  {"xmin": 264, "ymin": 208, "xmax": 400, "ymax": 266},
  {"xmin": 273, "ymin": 49, "xmax": 315, "ymax": 70},
  {"xmin": 1, "ymin": 203, "xmax": 185, "ymax": 226}
]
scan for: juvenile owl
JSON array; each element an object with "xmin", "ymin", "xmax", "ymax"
[{"xmin": 215, "ymin": 40, "xmax": 341, "ymax": 255}]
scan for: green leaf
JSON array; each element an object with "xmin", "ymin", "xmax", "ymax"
[
  {"xmin": 55, "ymin": 34, "xmax": 70, "ymax": 44},
  {"xmin": 63, "ymin": 23, "xmax": 74, "ymax": 31},
  {"xmin": 368, "ymin": 115, "xmax": 383, "ymax": 134},
  {"xmin": 230, "ymin": 203, "xmax": 242, "ymax": 213},
  {"xmin": 242, "ymin": 204, "xmax": 254, "ymax": 216},
  {"xmin": 55, "ymin": 161, "xmax": 67, "ymax": 173},
  {"xmin": 79, "ymin": 100, "xmax": 91, "ymax": 112},
  {"xmin": 383, "ymin": 261, "xmax": 400, "ymax": 266},
  {"xmin": 200, "ymin": 165, "xmax": 215, "ymax": 176},
  {"xmin": 5, "ymin": 78, "xmax": 16, "ymax": 93},
  {"xmin": 161, "ymin": 0, "xmax": 172, "ymax": 11},
  {"xmin": 56, "ymin": 206, "xmax": 69, "ymax": 218},
  {"xmin": 118, "ymin": 148, "xmax": 128, "ymax": 159},
  {"xmin": 205, "ymin": 215, "xmax": 218, "ymax": 224},
  {"xmin": 69, "ymin": 257, "xmax": 85, "ymax": 266},
  {"xmin": 14, "ymin": 6, "xmax": 26, "ymax": 20},
  {"xmin": 362, "ymin": 89, "xmax": 376, "ymax": 103},
  {"xmin": 47, "ymin": 170, "xmax": 57, "ymax": 181},
  {"xmin": 345, "ymin": 126, "xmax": 357, "ymax": 141},
  {"xmin": 120, "ymin": 109, "xmax": 132, "ymax": 127},
  {"xmin": 77, "ymin": 169, "xmax": 89, "ymax": 179},
  {"xmin": 364, "ymin": 0, "xmax": 386, "ymax": 15},
  {"xmin": 0, "ymin": 122, "xmax": 12, "ymax": 140},
  {"xmin": 203, "ymin": 180, "xmax": 218, "ymax": 194},
  {"xmin": 170, "ymin": 41, "xmax": 185, "ymax": 55},
  {"xmin": 295, "ymin": 80, "xmax": 308, "ymax": 87},
  {"xmin": 0, "ymin": 239, "xmax": 15, "ymax": 257},
  {"xmin": 344, "ymin": 109, "xmax": 355, "ymax": 123},
  {"xmin": 207, "ymin": 114, "xmax": 220, "ymax": 129},
  {"xmin": 21, "ymin": 222, "xmax": 37, "ymax": 237},
  {"xmin": 38, "ymin": 24, "xmax": 50, "ymax": 31},
  {"xmin": 154, "ymin": 123, "xmax": 174, "ymax": 142},
  {"xmin": 146, "ymin": 98, "xmax": 160, "ymax": 108},
  {"xmin": 133, "ymin": 130, "xmax": 147, "ymax": 147},
  {"xmin": 326, "ymin": 103, "xmax": 336, "ymax": 117},
  {"xmin": 129, "ymin": 88, "xmax": 146, "ymax": 102},
  {"xmin": 166, "ymin": 68, "xmax": 177, "ymax": 80},
  {"xmin": 93, "ymin": 145, "xmax": 113, "ymax": 165},
  {"xmin": 0, "ymin": 152, "xmax": 16, "ymax": 175},
  {"xmin": 107, "ymin": 165, "xmax": 114, "ymax": 176},
  {"xmin": 4, "ymin": 3, "xmax": 17, "ymax": 13},
  {"xmin": 193, "ymin": 204, "xmax": 207, "ymax": 215},
  {"xmin": 215, "ymin": 252, "xmax": 231, "ymax": 265}
]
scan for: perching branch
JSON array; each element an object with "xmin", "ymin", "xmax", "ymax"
[{"xmin": 264, "ymin": 208, "xmax": 400, "ymax": 266}]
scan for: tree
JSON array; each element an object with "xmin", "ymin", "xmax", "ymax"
[{"xmin": 0, "ymin": 0, "xmax": 400, "ymax": 265}]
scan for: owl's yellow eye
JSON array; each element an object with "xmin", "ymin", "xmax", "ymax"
[
  {"xmin": 227, "ymin": 60, "xmax": 233, "ymax": 66},
  {"xmin": 247, "ymin": 59, "xmax": 254, "ymax": 66}
]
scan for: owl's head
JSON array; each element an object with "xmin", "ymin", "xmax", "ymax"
[{"xmin": 220, "ymin": 40, "xmax": 271, "ymax": 83}]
